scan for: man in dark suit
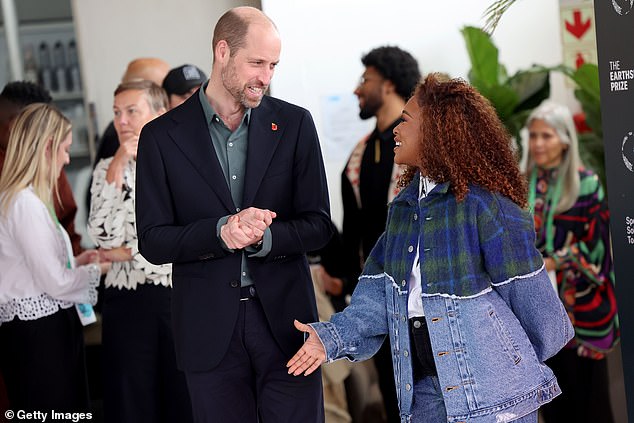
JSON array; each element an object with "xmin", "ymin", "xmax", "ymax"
[{"xmin": 135, "ymin": 6, "xmax": 332, "ymax": 423}]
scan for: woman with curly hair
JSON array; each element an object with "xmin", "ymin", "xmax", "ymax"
[{"xmin": 287, "ymin": 74, "xmax": 573, "ymax": 423}]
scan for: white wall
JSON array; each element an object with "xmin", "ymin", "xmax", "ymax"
[
  {"xmin": 71, "ymin": 0, "xmax": 259, "ymax": 137},
  {"xmin": 262, "ymin": 0, "xmax": 568, "ymax": 228}
]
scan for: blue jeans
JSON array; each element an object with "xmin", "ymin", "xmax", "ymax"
[
  {"xmin": 410, "ymin": 376, "xmax": 447, "ymax": 422},
  {"xmin": 410, "ymin": 375, "xmax": 538, "ymax": 422}
]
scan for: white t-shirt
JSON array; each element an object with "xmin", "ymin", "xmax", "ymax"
[{"xmin": 407, "ymin": 176, "xmax": 436, "ymax": 319}]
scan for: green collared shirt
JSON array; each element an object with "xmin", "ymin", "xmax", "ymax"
[
  {"xmin": 199, "ymin": 82, "xmax": 270, "ymax": 287},
  {"xmin": 199, "ymin": 81, "xmax": 251, "ymax": 207}
]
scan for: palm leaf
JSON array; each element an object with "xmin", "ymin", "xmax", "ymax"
[{"xmin": 483, "ymin": 0, "xmax": 520, "ymax": 34}]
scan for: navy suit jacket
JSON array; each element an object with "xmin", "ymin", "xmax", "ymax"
[{"xmin": 135, "ymin": 92, "xmax": 333, "ymax": 371}]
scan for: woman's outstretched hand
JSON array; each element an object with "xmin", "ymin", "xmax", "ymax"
[{"xmin": 286, "ymin": 320, "xmax": 326, "ymax": 376}]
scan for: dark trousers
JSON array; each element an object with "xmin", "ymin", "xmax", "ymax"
[
  {"xmin": 541, "ymin": 348, "xmax": 614, "ymax": 423},
  {"xmin": 0, "ymin": 307, "xmax": 89, "ymax": 413},
  {"xmin": 102, "ymin": 284, "xmax": 192, "ymax": 423},
  {"xmin": 185, "ymin": 292, "xmax": 324, "ymax": 423}
]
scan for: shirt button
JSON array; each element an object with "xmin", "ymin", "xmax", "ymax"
[
  {"xmin": 401, "ymin": 280, "xmax": 406, "ymax": 287},
  {"xmin": 232, "ymin": 175, "xmax": 237, "ymax": 180},
  {"xmin": 425, "ymin": 216, "xmax": 432, "ymax": 221},
  {"xmin": 236, "ymin": 208, "xmax": 241, "ymax": 212},
  {"xmin": 413, "ymin": 214, "xmax": 418, "ymax": 221},
  {"xmin": 404, "ymin": 350, "xmax": 409, "ymax": 357},
  {"xmin": 401, "ymin": 316, "xmax": 407, "ymax": 322},
  {"xmin": 408, "ymin": 246, "xmax": 414, "ymax": 253},
  {"xmin": 405, "ymin": 383, "xmax": 411, "ymax": 391},
  {"xmin": 242, "ymin": 271, "xmax": 247, "ymax": 277},
  {"xmin": 413, "ymin": 320, "xmax": 422, "ymax": 329},
  {"xmin": 228, "ymin": 142, "xmax": 234, "ymax": 147},
  {"xmin": 230, "ymin": 280, "xmax": 239, "ymax": 288},
  {"xmin": 424, "ymin": 248, "xmax": 431, "ymax": 252}
]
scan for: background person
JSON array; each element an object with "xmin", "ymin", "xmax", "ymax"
[
  {"xmin": 87, "ymin": 80, "xmax": 192, "ymax": 423},
  {"xmin": 162, "ymin": 64, "xmax": 206, "ymax": 109},
  {"xmin": 0, "ymin": 81, "xmax": 83, "ymax": 255},
  {"xmin": 92, "ymin": 57, "xmax": 170, "ymax": 166},
  {"xmin": 522, "ymin": 100, "xmax": 620, "ymax": 423},
  {"xmin": 288, "ymin": 74, "xmax": 573, "ymax": 423},
  {"xmin": 341, "ymin": 45, "xmax": 421, "ymax": 423},
  {"xmin": 0, "ymin": 103, "xmax": 102, "ymax": 413}
]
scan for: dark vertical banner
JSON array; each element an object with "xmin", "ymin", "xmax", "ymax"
[{"xmin": 593, "ymin": 0, "xmax": 634, "ymax": 418}]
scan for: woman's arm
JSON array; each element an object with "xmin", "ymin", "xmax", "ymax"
[
  {"xmin": 87, "ymin": 158, "xmax": 130, "ymax": 249},
  {"xmin": 12, "ymin": 194, "xmax": 99, "ymax": 305},
  {"xmin": 550, "ymin": 177, "xmax": 612, "ymax": 287}
]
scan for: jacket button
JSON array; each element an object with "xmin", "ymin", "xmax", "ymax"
[
  {"xmin": 230, "ymin": 280, "xmax": 239, "ymax": 288},
  {"xmin": 404, "ymin": 350, "xmax": 409, "ymax": 357},
  {"xmin": 413, "ymin": 214, "xmax": 418, "ymax": 221},
  {"xmin": 408, "ymin": 245, "xmax": 414, "ymax": 253},
  {"xmin": 405, "ymin": 383, "xmax": 411, "ymax": 391}
]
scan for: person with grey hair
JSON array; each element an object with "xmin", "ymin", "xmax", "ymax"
[
  {"xmin": 88, "ymin": 80, "xmax": 193, "ymax": 423},
  {"xmin": 522, "ymin": 100, "xmax": 619, "ymax": 423}
]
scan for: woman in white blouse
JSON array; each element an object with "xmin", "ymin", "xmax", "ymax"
[{"xmin": 0, "ymin": 103, "xmax": 104, "ymax": 412}]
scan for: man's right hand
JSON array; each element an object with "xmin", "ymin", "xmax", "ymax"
[{"xmin": 220, "ymin": 207, "xmax": 276, "ymax": 250}]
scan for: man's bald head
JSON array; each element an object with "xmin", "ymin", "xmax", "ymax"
[
  {"xmin": 122, "ymin": 58, "xmax": 170, "ymax": 85},
  {"xmin": 212, "ymin": 7, "xmax": 277, "ymax": 61}
]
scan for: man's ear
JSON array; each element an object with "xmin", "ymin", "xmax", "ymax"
[
  {"xmin": 383, "ymin": 79, "xmax": 396, "ymax": 96},
  {"xmin": 215, "ymin": 40, "xmax": 230, "ymax": 64}
]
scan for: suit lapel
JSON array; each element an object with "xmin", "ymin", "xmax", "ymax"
[
  {"xmin": 167, "ymin": 93, "xmax": 235, "ymax": 212},
  {"xmin": 242, "ymin": 97, "xmax": 283, "ymax": 207}
]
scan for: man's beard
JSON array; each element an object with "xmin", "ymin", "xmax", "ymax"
[
  {"xmin": 358, "ymin": 94, "xmax": 382, "ymax": 120},
  {"xmin": 222, "ymin": 60, "xmax": 265, "ymax": 109}
]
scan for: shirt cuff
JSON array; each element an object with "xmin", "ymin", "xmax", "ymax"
[
  {"xmin": 247, "ymin": 227, "xmax": 272, "ymax": 257},
  {"xmin": 216, "ymin": 215, "xmax": 234, "ymax": 252}
]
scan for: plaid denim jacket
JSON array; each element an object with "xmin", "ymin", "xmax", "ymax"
[{"xmin": 311, "ymin": 176, "xmax": 573, "ymax": 423}]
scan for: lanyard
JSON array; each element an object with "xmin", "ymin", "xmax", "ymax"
[
  {"xmin": 528, "ymin": 167, "xmax": 563, "ymax": 254},
  {"xmin": 48, "ymin": 205, "xmax": 72, "ymax": 269}
]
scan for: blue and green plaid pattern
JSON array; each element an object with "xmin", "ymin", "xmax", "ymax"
[{"xmin": 364, "ymin": 176, "xmax": 544, "ymax": 298}]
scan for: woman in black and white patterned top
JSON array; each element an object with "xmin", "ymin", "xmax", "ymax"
[{"xmin": 87, "ymin": 80, "xmax": 192, "ymax": 423}]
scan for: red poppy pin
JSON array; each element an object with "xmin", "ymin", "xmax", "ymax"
[{"xmin": 271, "ymin": 122, "xmax": 278, "ymax": 131}]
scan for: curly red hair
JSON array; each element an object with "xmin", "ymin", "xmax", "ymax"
[{"xmin": 399, "ymin": 73, "xmax": 527, "ymax": 207}]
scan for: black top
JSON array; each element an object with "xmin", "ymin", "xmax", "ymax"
[{"xmin": 340, "ymin": 119, "xmax": 400, "ymax": 293}]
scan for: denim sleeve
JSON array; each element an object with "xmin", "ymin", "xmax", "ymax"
[
  {"xmin": 309, "ymin": 273, "xmax": 390, "ymax": 363},
  {"xmin": 493, "ymin": 266, "xmax": 574, "ymax": 362}
]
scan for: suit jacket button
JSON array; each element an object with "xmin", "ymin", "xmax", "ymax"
[{"xmin": 230, "ymin": 280, "xmax": 239, "ymax": 288}]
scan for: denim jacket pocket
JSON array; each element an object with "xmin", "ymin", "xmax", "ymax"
[{"xmin": 487, "ymin": 306, "xmax": 522, "ymax": 365}]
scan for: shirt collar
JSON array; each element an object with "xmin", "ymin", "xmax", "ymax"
[
  {"xmin": 373, "ymin": 118, "xmax": 401, "ymax": 143},
  {"xmin": 198, "ymin": 79, "xmax": 251, "ymax": 126}
]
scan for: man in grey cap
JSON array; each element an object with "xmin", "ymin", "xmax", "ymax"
[{"xmin": 162, "ymin": 64, "xmax": 206, "ymax": 109}]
